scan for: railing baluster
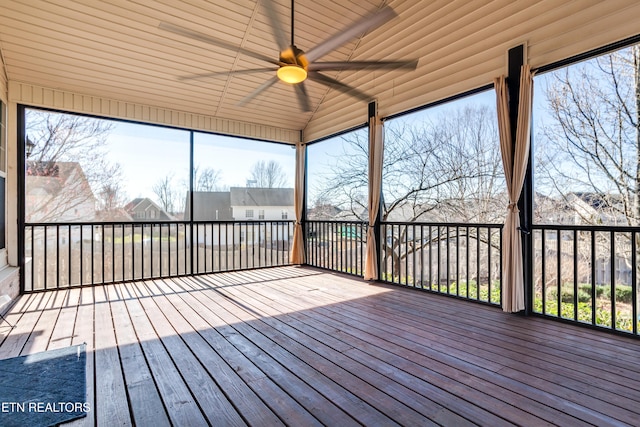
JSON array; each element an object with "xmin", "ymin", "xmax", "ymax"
[
  {"xmin": 101, "ymin": 224, "xmax": 105, "ymax": 284},
  {"xmin": 428, "ymin": 225, "xmax": 433, "ymax": 290},
  {"xmin": 405, "ymin": 224, "xmax": 409, "ymax": 286},
  {"xmin": 456, "ymin": 226, "xmax": 460, "ymax": 297},
  {"xmin": 56, "ymin": 225, "xmax": 60, "ymax": 288},
  {"xmin": 573, "ymin": 229, "xmax": 578, "ymax": 321},
  {"xmin": 437, "ymin": 226, "xmax": 442, "ymax": 293},
  {"xmin": 632, "ymin": 231, "xmax": 638, "ymax": 335},
  {"xmin": 475, "ymin": 226, "xmax": 480, "ymax": 301},
  {"xmin": 32, "ymin": 227, "xmax": 35, "ymax": 291},
  {"xmin": 557, "ymin": 230, "xmax": 561, "ymax": 317},
  {"xmin": 591, "ymin": 230, "xmax": 596, "ymax": 325},
  {"xmin": 80, "ymin": 225, "xmax": 84, "ymax": 287},
  {"xmin": 466, "ymin": 226, "xmax": 470, "ymax": 299},
  {"xmin": 166, "ymin": 224, "xmax": 170, "ymax": 277},
  {"xmin": 541, "ymin": 228, "xmax": 546, "ymax": 315},
  {"xmin": 610, "ymin": 230, "xmax": 616, "ymax": 329},
  {"xmin": 419, "ymin": 225, "xmax": 424, "ymax": 289},
  {"xmin": 499, "ymin": 226, "xmax": 503, "ymax": 306},
  {"xmin": 113, "ymin": 225, "xmax": 118, "ymax": 282},
  {"xmin": 411, "ymin": 224, "xmax": 416, "ymax": 287},
  {"xmin": 43, "ymin": 226, "xmax": 48, "ymax": 290},
  {"xmin": 487, "ymin": 227, "xmax": 491, "ymax": 302}
]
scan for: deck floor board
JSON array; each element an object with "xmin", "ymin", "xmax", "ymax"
[{"xmin": 1, "ymin": 266, "xmax": 639, "ymax": 426}]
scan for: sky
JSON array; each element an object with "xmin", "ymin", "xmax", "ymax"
[{"xmin": 104, "ymin": 123, "xmax": 296, "ymax": 202}]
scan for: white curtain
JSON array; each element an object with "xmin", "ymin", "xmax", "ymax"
[
  {"xmin": 290, "ymin": 143, "xmax": 306, "ymax": 265},
  {"xmin": 364, "ymin": 114, "xmax": 384, "ymax": 281},
  {"xmin": 495, "ymin": 64, "xmax": 534, "ymax": 312}
]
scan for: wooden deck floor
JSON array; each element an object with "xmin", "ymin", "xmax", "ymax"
[{"xmin": 1, "ymin": 266, "xmax": 640, "ymax": 426}]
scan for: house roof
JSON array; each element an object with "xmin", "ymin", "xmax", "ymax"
[
  {"xmin": 230, "ymin": 187, "xmax": 294, "ymax": 207},
  {"xmin": 185, "ymin": 192, "xmax": 233, "ymax": 221},
  {"xmin": 2, "ymin": 1, "xmax": 639, "ymax": 143},
  {"xmin": 124, "ymin": 197, "xmax": 173, "ymax": 220},
  {"xmin": 96, "ymin": 208, "xmax": 133, "ymax": 222},
  {"xmin": 26, "ymin": 161, "xmax": 92, "ymax": 197},
  {"xmin": 569, "ymin": 192, "xmax": 612, "ymax": 210}
]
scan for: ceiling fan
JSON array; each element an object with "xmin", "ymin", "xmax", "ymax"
[{"xmin": 159, "ymin": 0, "xmax": 418, "ymax": 112}]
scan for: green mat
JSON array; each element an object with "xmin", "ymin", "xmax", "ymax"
[{"xmin": 0, "ymin": 344, "xmax": 87, "ymax": 427}]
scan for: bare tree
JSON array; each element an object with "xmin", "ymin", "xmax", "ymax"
[
  {"xmin": 96, "ymin": 175, "xmax": 128, "ymax": 212},
  {"xmin": 152, "ymin": 174, "xmax": 177, "ymax": 214},
  {"xmin": 25, "ymin": 110, "xmax": 119, "ymax": 222},
  {"xmin": 193, "ymin": 165, "xmax": 223, "ymax": 191},
  {"xmin": 319, "ymin": 105, "xmax": 505, "ymax": 277},
  {"xmin": 536, "ymin": 45, "xmax": 640, "ymax": 226},
  {"xmin": 319, "ymin": 105, "xmax": 505, "ymax": 222},
  {"xmin": 249, "ymin": 160, "xmax": 287, "ymax": 188}
]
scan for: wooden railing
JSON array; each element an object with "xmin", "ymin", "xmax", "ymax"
[
  {"xmin": 305, "ymin": 220, "xmax": 367, "ymax": 276},
  {"xmin": 380, "ymin": 222, "xmax": 503, "ymax": 306},
  {"xmin": 532, "ymin": 224, "xmax": 640, "ymax": 335},
  {"xmin": 24, "ymin": 220, "xmax": 294, "ymax": 291}
]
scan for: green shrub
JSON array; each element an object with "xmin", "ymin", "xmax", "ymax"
[
  {"xmin": 533, "ymin": 297, "xmax": 637, "ymax": 332},
  {"xmin": 615, "ymin": 285, "xmax": 633, "ymax": 304},
  {"xmin": 576, "ymin": 290, "xmax": 591, "ymax": 303}
]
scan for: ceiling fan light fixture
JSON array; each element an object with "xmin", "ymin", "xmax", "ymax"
[{"xmin": 277, "ymin": 65, "xmax": 307, "ymax": 84}]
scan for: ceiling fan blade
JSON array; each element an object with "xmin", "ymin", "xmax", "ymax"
[
  {"xmin": 309, "ymin": 60, "xmax": 418, "ymax": 72},
  {"xmin": 237, "ymin": 76, "xmax": 279, "ymax": 107},
  {"xmin": 307, "ymin": 71, "xmax": 371, "ymax": 102},
  {"xmin": 159, "ymin": 22, "xmax": 279, "ymax": 66},
  {"xmin": 304, "ymin": 5, "xmax": 397, "ymax": 63},
  {"xmin": 261, "ymin": 0, "xmax": 289, "ymax": 52},
  {"xmin": 178, "ymin": 67, "xmax": 277, "ymax": 81},
  {"xmin": 294, "ymin": 82, "xmax": 311, "ymax": 112}
]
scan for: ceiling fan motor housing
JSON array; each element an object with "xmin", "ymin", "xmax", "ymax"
[{"xmin": 280, "ymin": 45, "xmax": 309, "ymax": 69}]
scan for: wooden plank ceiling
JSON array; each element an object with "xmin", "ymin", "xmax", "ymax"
[{"xmin": 1, "ymin": 0, "xmax": 640, "ymax": 143}]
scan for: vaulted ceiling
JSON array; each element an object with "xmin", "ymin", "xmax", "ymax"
[{"xmin": 1, "ymin": 0, "xmax": 639, "ymax": 143}]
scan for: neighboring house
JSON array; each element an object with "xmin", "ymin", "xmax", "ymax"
[
  {"xmin": 565, "ymin": 192, "xmax": 608, "ymax": 225},
  {"xmin": 184, "ymin": 192, "xmax": 233, "ymax": 221},
  {"xmin": 230, "ymin": 187, "xmax": 294, "ymax": 246},
  {"xmin": 26, "ymin": 161, "xmax": 97, "ymax": 222},
  {"xmin": 124, "ymin": 198, "xmax": 173, "ymax": 221},
  {"xmin": 95, "ymin": 208, "xmax": 133, "ymax": 222},
  {"xmin": 229, "ymin": 187, "xmax": 294, "ymax": 221},
  {"xmin": 184, "ymin": 187, "xmax": 294, "ymax": 246},
  {"xmin": 185, "ymin": 192, "xmax": 234, "ymax": 246},
  {"xmin": 307, "ymin": 203, "xmax": 343, "ymax": 220}
]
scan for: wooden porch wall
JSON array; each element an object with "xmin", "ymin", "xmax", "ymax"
[{"xmin": 8, "ymin": 81, "xmax": 300, "ymax": 144}]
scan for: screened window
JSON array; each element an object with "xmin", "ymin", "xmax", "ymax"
[
  {"xmin": 191, "ymin": 133, "xmax": 294, "ymax": 222},
  {"xmin": 382, "ymin": 90, "xmax": 503, "ymax": 223},
  {"xmin": 306, "ymin": 128, "xmax": 368, "ymax": 221},
  {"xmin": 24, "ymin": 109, "xmax": 190, "ymax": 223},
  {"xmin": 533, "ymin": 44, "xmax": 640, "ymax": 227}
]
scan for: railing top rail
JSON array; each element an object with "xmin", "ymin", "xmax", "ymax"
[
  {"xmin": 192, "ymin": 220, "xmax": 295, "ymax": 225},
  {"xmin": 381, "ymin": 221, "xmax": 504, "ymax": 228},
  {"xmin": 306, "ymin": 219, "xmax": 368, "ymax": 224},
  {"xmin": 25, "ymin": 221, "xmax": 189, "ymax": 227},
  {"xmin": 532, "ymin": 223, "xmax": 640, "ymax": 232},
  {"xmin": 25, "ymin": 219, "xmax": 296, "ymax": 227}
]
